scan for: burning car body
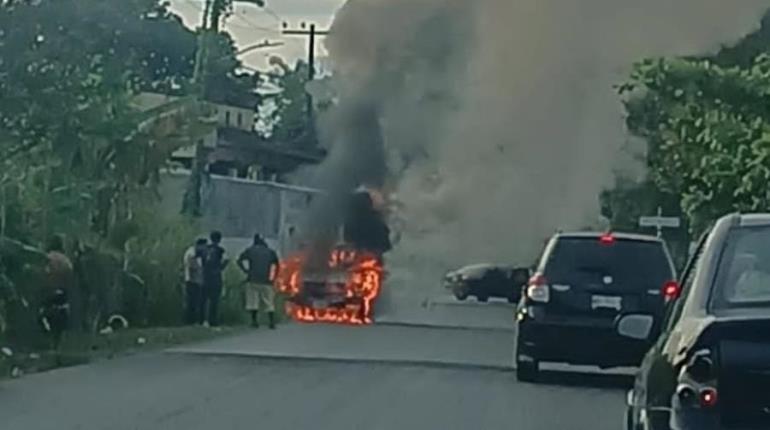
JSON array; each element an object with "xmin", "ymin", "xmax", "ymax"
[{"xmin": 276, "ymin": 189, "xmax": 392, "ymax": 324}]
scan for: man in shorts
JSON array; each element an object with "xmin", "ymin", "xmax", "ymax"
[{"xmin": 237, "ymin": 234, "xmax": 279, "ymax": 329}]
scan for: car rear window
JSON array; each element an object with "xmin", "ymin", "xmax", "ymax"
[
  {"xmin": 712, "ymin": 226, "xmax": 770, "ymax": 309},
  {"xmin": 542, "ymin": 237, "xmax": 673, "ymax": 291}
]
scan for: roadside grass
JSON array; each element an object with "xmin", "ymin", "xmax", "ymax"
[
  {"xmin": 0, "ymin": 325, "xmax": 246, "ymax": 380},
  {"xmin": 0, "ymin": 286, "xmax": 291, "ymax": 380}
]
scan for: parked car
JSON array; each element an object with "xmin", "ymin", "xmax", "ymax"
[
  {"xmin": 515, "ymin": 232, "xmax": 676, "ymax": 381},
  {"xmin": 622, "ymin": 213, "xmax": 770, "ymax": 430},
  {"xmin": 444, "ymin": 264, "xmax": 530, "ymax": 303}
]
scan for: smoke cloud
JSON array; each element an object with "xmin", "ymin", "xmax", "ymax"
[{"xmin": 312, "ymin": 0, "xmax": 769, "ymax": 293}]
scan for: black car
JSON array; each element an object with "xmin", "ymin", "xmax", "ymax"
[
  {"xmin": 444, "ymin": 264, "xmax": 530, "ymax": 303},
  {"xmin": 515, "ymin": 232, "xmax": 676, "ymax": 381},
  {"xmin": 622, "ymin": 213, "xmax": 770, "ymax": 430}
]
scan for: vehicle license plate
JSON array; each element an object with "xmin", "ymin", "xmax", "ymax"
[{"xmin": 591, "ymin": 295, "xmax": 622, "ymax": 310}]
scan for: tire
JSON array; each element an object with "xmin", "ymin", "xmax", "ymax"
[
  {"xmin": 625, "ymin": 407, "xmax": 634, "ymax": 430},
  {"xmin": 477, "ymin": 295, "xmax": 489, "ymax": 303},
  {"xmin": 453, "ymin": 288, "xmax": 469, "ymax": 301},
  {"xmin": 516, "ymin": 358, "xmax": 539, "ymax": 382},
  {"xmin": 515, "ymin": 323, "xmax": 539, "ymax": 382},
  {"xmin": 507, "ymin": 295, "xmax": 517, "ymax": 304}
]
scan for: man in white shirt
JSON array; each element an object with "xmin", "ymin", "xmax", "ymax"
[{"xmin": 183, "ymin": 238, "xmax": 207, "ymax": 324}]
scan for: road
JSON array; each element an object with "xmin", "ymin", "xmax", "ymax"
[{"xmin": 0, "ymin": 296, "xmax": 628, "ymax": 430}]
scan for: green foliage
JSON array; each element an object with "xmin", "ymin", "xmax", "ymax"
[
  {"xmin": 261, "ymin": 58, "xmax": 314, "ymax": 143},
  {"xmin": 0, "ymin": 0, "xmax": 246, "ymax": 346},
  {"xmin": 620, "ymin": 54, "xmax": 770, "ymax": 234}
]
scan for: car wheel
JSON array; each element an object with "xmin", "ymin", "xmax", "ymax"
[
  {"xmin": 477, "ymin": 295, "xmax": 489, "ymax": 303},
  {"xmin": 507, "ymin": 295, "xmax": 517, "ymax": 304},
  {"xmin": 516, "ymin": 357, "xmax": 539, "ymax": 382},
  {"xmin": 453, "ymin": 286, "xmax": 469, "ymax": 301},
  {"xmin": 625, "ymin": 407, "xmax": 635, "ymax": 430}
]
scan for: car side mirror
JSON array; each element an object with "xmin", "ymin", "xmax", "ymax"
[{"xmin": 616, "ymin": 314, "xmax": 654, "ymax": 340}]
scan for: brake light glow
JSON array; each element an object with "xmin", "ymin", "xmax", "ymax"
[
  {"xmin": 699, "ymin": 388, "xmax": 718, "ymax": 408},
  {"xmin": 599, "ymin": 233, "xmax": 615, "ymax": 244},
  {"xmin": 662, "ymin": 281, "xmax": 681, "ymax": 301},
  {"xmin": 527, "ymin": 273, "xmax": 550, "ymax": 303}
]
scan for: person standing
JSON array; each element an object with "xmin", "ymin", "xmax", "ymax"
[
  {"xmin": 42, "ymin": 235, "xmax": 74, "ymax": 349},
  {"xmin": 237, "ymin": 234, "xmax": 279, "ymax": 329},
  {"xmin": 183, "ymin": 238, "xmax": 207, "ymax": 325},
  {"xmin": 202, "ymin": 231, "xmax": 228, "ymax": 327}
]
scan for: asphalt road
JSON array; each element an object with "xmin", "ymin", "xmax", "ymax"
[{"xmin": 0, "ymin": 298, "xmax": 628, "ymax": 430}]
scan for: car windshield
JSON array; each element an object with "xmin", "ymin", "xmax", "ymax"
[
  {"xmin": 544, "ymin": 237, "xmax": 673, "ymax": 291},
  {"xmin": 713, "ymin": 226, "xmax": 770, "ymax": 308}
]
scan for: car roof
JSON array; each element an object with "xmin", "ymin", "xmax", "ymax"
[
  {"xmin": 735, "ymin": 213, "xmax": 770, "ymax": 228},
  {"xmin": 554, "ymin": 231, "xmax": 663, "ymax": 243},
  {"xmin": 455, "ymin": 263, "xmax": 513, "ymax": 271}
]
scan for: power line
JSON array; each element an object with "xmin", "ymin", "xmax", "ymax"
[
  {"xmin": 260, "ymin": 4, "xmax": 283, "ymax": 23},
  {"xmin": 230, "ymin": 7, "xmax": 283, "ymax": 35},
  {"xmin": 180, "ymin": 0, "xmax": 282, "ymax": 35}
]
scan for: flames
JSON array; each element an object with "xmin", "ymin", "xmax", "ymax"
[{"xmin": 276, "ymin": 247, "xmax": 384, "ymax": 325}]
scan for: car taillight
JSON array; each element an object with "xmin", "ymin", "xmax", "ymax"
[
  {"xmin": 599, "ymin": 233, "xmax": 615, "ymax": 245},
  {"xmin": 662, "ymin": 280, "xmax": 681, "ymax": 301},
  {"xmin": 700, "ymin": 387, "xmax": 718, "ymax": 408},
  {"xmin": 527, "ymin": 273, "xmax": 550, "ymax": 303}
]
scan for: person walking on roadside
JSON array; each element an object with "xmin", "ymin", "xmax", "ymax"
[
  {"xmin": 202, "ymin": 231, "xmax": 228, "ymax": 327},
  {"xmin": 183, "ymin": 238, "xmax": 207, "ymax": 325},
  {"xmin": 237, "ymin": 234, "xmax": 279, "ymax": 329}
]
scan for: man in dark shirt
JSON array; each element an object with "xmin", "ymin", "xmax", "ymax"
[
  {"xmin": 202, "ymin": 231, "xmax": 228, "ymax": 327},
  {"xmin": 238, "ymin": 234, "xmax": 279, "ymax": 329}
]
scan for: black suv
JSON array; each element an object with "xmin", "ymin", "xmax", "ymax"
[
  {"xmin": 623, "ymin": 213, "xmax": 770, "ymax": 430},
  {"xmin": 515, "ymin": 232, "xmax": 676, "ymax": 381}
]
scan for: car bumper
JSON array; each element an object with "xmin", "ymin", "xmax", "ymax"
[{"xmin": 517, "ymin": 315, "xmax": 649, "ymax": 366}]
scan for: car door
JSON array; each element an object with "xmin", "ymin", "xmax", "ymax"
[{"xmin": 633, "ymin": 232, "xmax": 709, "ymax": 429}]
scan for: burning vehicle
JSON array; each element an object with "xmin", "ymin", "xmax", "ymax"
[{"xmin": 276, "ymin": 189, "xmax": 392, "ymax": 324}]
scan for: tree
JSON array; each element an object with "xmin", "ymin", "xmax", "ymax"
[
  {"xmin": 260, "ymin": 58, "xmax": 313, "ymax": 142},
  {"xmin": 619, "ymin": 54, "xmax": 770, "ymax": 234},
  {"xmin": 609, "ymin": 9, "xmax": 770, "ymax": 239},
  {"xmin": 0, "ymin": 0, "xmax": 217, "ymax": 334}
]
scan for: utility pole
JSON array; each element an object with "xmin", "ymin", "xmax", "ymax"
[
  {"xmin": 282, "ymin": 22, "xmax": 330, "ymax": 130},
  {"xmin": 182, "ymin": 0, "xmax": 271, "ymax": 216}
]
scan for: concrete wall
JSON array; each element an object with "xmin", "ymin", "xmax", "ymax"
[{"xmin": 159, "ymin": 171, "xmax": 319, "ymax": 257}]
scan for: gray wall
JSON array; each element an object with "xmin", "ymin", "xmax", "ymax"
[{"xmin": 159, "ymin": 171, "xmax": 318, "ymax": 257}]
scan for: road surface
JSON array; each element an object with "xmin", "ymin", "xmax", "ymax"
[{"xmin": 0, "ymin": 297, "xmax": 628, "ymax": 430}]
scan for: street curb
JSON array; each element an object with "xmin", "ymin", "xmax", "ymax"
[
  {"xmin": 166, "ymin": 349, "xmax": 515, "ymax": 372},
  {"xmin": 372, "ymin": 320, "xmax": 516, "ymax": 333}
]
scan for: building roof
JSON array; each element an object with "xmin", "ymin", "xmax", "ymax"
[{"xmin": 217, "ymin": 128, "xmax": 326, "ymax": 164}]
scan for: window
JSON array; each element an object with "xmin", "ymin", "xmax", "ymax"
[
  {"xmin": 712, "ymin": 226, "xmax": 770, "ymax": 309},
  {"xmin": 225, "ymin": 110, "xmax": 231, "ymax": 126},
  {"xmin": 543, "ymin": 237, "xmax": 673, "ymax": 291},
  {"xmin": 237, "ymin": 112, "xmax": 243, "ymax": 127},
  {"xmin": 660, "ymin": 230, "xmax": 709, "ymax": 336}
]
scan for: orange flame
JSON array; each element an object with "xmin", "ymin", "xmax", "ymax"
[{"xmin": 276, "ymin": 248, "xmax": 383, "ymax": 325}]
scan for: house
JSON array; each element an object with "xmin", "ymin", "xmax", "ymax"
[{"xmin": 133, "ymin": 92, "xmax": 326, "ymax": 182}]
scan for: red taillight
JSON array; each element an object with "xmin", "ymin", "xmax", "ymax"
[
  {"xmin": 527, "ymin": 273, "xmax": 550, "ymax": 303},
  {"xmin": 663, "ymin": 281, "xmax": 681, "ymax": 301},
  {"xmin": 700, "ymin": 388, "xmax": 718, "ymax": 408},
  {"xmin": 599, "ymin": 233, "xmax": 615, "ymax": 245},
  {"xmin": 529, "ymin": 273, "xmax": 547, "ymax": 286}
]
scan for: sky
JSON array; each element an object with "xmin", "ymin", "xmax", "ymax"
[{"xmin": 169, "ymin": 0, "xmax": 347, "ymax": 69}]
